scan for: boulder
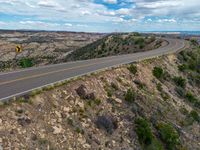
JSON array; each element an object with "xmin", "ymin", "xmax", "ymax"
[
  {"xmin": 76, "ymin": 85, "xmax": 96, "ymax": 100},
  {"xmin": 76, "ymin": 84, "xmax": 87, "ymax": 98},
  {"xmin": 95, "ymin": 115, "xmax": 118, "ymax": 134},
  {"xmin": 17, "ymin": 115, "xmax": 31, "ymax": 126},
  {"xmin": 85, "ymin": 92, "xmax": 96, "ymax": 100}
]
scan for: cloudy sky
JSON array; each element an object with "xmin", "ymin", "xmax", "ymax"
[{"xmin": 0, "ymin": 0, "xmax": 199, "ymax": 32}]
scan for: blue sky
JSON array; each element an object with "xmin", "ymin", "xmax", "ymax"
[{"xmin": 0, "ymin": 0, "xmax": 199, "ymax": 32}]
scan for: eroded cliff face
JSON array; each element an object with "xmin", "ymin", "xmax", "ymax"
[{"xmin": 0, "ymin": 48, "xmax": 199, "ymax": 150}]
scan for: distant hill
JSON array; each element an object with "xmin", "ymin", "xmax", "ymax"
[{"xmin": 65, "ymin": 33, "xmax": 164, "ymax": 61}]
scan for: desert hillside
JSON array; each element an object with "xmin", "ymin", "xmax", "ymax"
[
  {"xmin": 0, "ymin": 42, "xmax": 199, "ymax": 150},
  {"xmin": 0, "ymin": 30, "xmax": 103, "ymax": 71},
  {"xmin": 0, "ymin": 31, "xmax": 165, "ymax": 72},
  {"xmin": 0, "ymin": 31, "xmax": 167, "ymax": 72},
  {"xmin": 66, "ymin": 33, "xmax": 165, "ymax": 61}
]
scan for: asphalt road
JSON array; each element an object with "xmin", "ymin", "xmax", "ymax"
[{"xmin": 0, "ymin": 38, "xmax": 185, "ymax": 101}]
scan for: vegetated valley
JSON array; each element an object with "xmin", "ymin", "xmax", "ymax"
[{"xmin": 0, "ymin": 39, "xmax": 199, "ymax": 149}]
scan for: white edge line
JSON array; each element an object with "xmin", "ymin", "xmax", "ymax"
[{"xmin": 0, "ymin": 40, "xmax": 186, "ymax": 102}]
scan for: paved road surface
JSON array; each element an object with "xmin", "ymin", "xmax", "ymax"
[{"xmin": 0, "ymin": 38, "xmax": 185, "ymax": 101}]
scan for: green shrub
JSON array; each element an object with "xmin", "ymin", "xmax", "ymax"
[
  {"xmin": 38, "ymin": 138, "xmax": 48, "ymax": 145},
  {"xmin": 161, "ymin": 92, "xmax": 170, "ymax": 101},
  {"xmin": 135, "ymin": 118, "xmax": 153, "ymax": 145},
  {"xmin": 128, "ymin": 64, "xmax": 137, "ymax": 75},
  {"xmin": 162, "ymin": 71, "xmax": 171, "ymax": 81},
  {"xmin": 190, "ymin": 39, "xmax": 198, "ymax": 45},
  {"xmin": 116, "ymin": 77, "xmax": 122, "ymax": 83},
  {"xmin": 19, "ymin": 58, "xmax": 33, "ymax": 68},
  {"xmin": 175, "ymin": 86, "xmax": 185, "ymax": 97},
  {"xmin": 193, "ymin": 74, "xmax": 200, "ymax": 86},
  {"xmin": 184, "ymin": 92, "xmax": 200, "ymax": 109},
  {"xmin": 153, "ymin": 67, "xmax": 164, "ymax": 79},
  {"xmin": 188, "ymin": 59, "xmax": 197, "ymax": 71},
  {"xmin": 146, "ymin": 139, "xmax": 164, "ymax": 150},
  {"xmin": 139, "ymin": 43, "xmax": 145, "ymax": 49},
  {"xmin": 179, "ymin": 107, "xmax": 189, "ymax": 115},
  {"xmin": 156, "ymin": 83, "xmax": 163, "ymax": 91},
  {"xmin": 173, "ymin": 76, "xmax": 186, "ymax": 88},
  {"xmin": 177, "ymin": 47, "xmax": 200, "ymax": 73},
  {"xmin": 157, "ymin": 122, "xmax": 180, "ymax": 150},
  {"xmin": 94, "ymin": 99, "xmax": 101, "ymax": 105},
  {"xmin": 134, "ymin": 80, "xmax": 146, "ymax": 89},
  {"xmin": 125, "ymin": 88, "xmax": 135, "ymax": 102},
  {"xmin": 194, "ymin": 101, "xmax": 200, "ymax": 109},
  {"xmin": 185, "ymin": 92, "xmax": 198, "ymax": 103},
  {"xmin": 135, "ymin": 118, "xmax": 164, "ymax": 150},
  {"xmin": 105, "ymin": 82, "xmax": 117, "ymax": 98},
  {"xmin": 17, "ymin": 97, "xmax": 32, "ymax": 104},
  {"xmin": 178, "ymin": 64, "xmax": 187, "ymax": 72},
  {"xmin": 111, "ymin": 82, "xmax": 118, "ymax": 90},
  {"xmin": 178, "ymin": 51, "xmax": 187, "ymax": 62},
  {"xmin": 189, "ymin": 110, "xmax": 200, "ymax": 122},
  {"xmin": 107, "ymin": 90, "xmax": 112, "ymax": 97},
  {"xmin": 135, "ymin": 38, "xmax": 145, "ymax": 45},
  {"xmin": 67, "ymin": 118, "xmax": 74, "ymax": 126},
  {"xmin": 75, "ymin": 127, "xmax": 84, "ymax": 134}
]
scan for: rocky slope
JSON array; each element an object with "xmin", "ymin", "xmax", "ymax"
[{"xmin": 0, "ymin": 42, "xmax": 199, "ymax": 150}]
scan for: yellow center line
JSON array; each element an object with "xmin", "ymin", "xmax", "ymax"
[
  {"xmin": 0, "ymin": 57, "xmax": 118, "ymax": 86},
  {"xmin": 0, "ymin": 39, "xmax": 181, "ymax": 86}
]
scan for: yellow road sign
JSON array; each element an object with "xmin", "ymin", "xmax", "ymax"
[{"xmin": 16, "ymin": 45, "xmax": 22, "ymax": 53}]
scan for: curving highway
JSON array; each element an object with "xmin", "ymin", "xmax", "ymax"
[{"xmin": 0, "ymin": 38, "xmax": 186, "ymax": 101}]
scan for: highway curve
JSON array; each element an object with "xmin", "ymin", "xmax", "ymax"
[{"xmin": 0, "ymin": 38, "xmax": 185, "ymax": 101}]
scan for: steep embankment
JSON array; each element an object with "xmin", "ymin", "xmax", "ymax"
[
  {"xmin": 0, "ymin": 43, "xmax": 199, "ymax": 150},
  {"xmin": 66, "ymin": 33, "xmax": 165, "ymax": 61}
]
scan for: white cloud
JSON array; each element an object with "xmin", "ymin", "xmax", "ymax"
[
  {"xmin": 103, "ymin": 0, "xmax": 117, "ymax": 4},
  {"xmin": 136, "ymin": 1, "xmax": 183, "ymax": 9},
  {"xmin": 38, "ymin": 0, "xmax": 59, "ymax": 8},
  {"xmin": 19, "ymin": 21, "xmax": 60, "ymax": 28},
  {"xmin": 158, "ymin": 19, "xmax": 177, "ymax": 23},
  {"xmin": 81, "ymin": 10, "xmax": 91, "ymax": 16},
  {"xmin": 113, "ymin": 17, "xmax": 124, "ymax": 23},
  {"xmin": 0, "ymin": 0, "xmax": 199, "ymax": 31},
  {"xmin": 64, "ymin": 23, "xmax": 72, "ymax": 27},
  {"xmin": 0, "ymin": 21, "xmax": 6, "ymax": 26},
  {"xmin": 133, "ymin": 0, "xmax": 200, "ymax": 20},
  {"xmin": 98, "ymin": 10, "xmax": 116, "ymax": 16},
  {"xmin": 76, "ymin": 24, "xmax": 88, "ymax": 27},
  {"xmin": 116, "ymin": 8, "xmax": 131, "ymax": 15}
]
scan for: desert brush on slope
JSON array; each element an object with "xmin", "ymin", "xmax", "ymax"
[
  {"xmin": 66, "ymin": 33, "xmax": 165, "ymax": 61},
  {"xmin": 0, "ymin": 41, "xmax": 199, "ymax": 150}
]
